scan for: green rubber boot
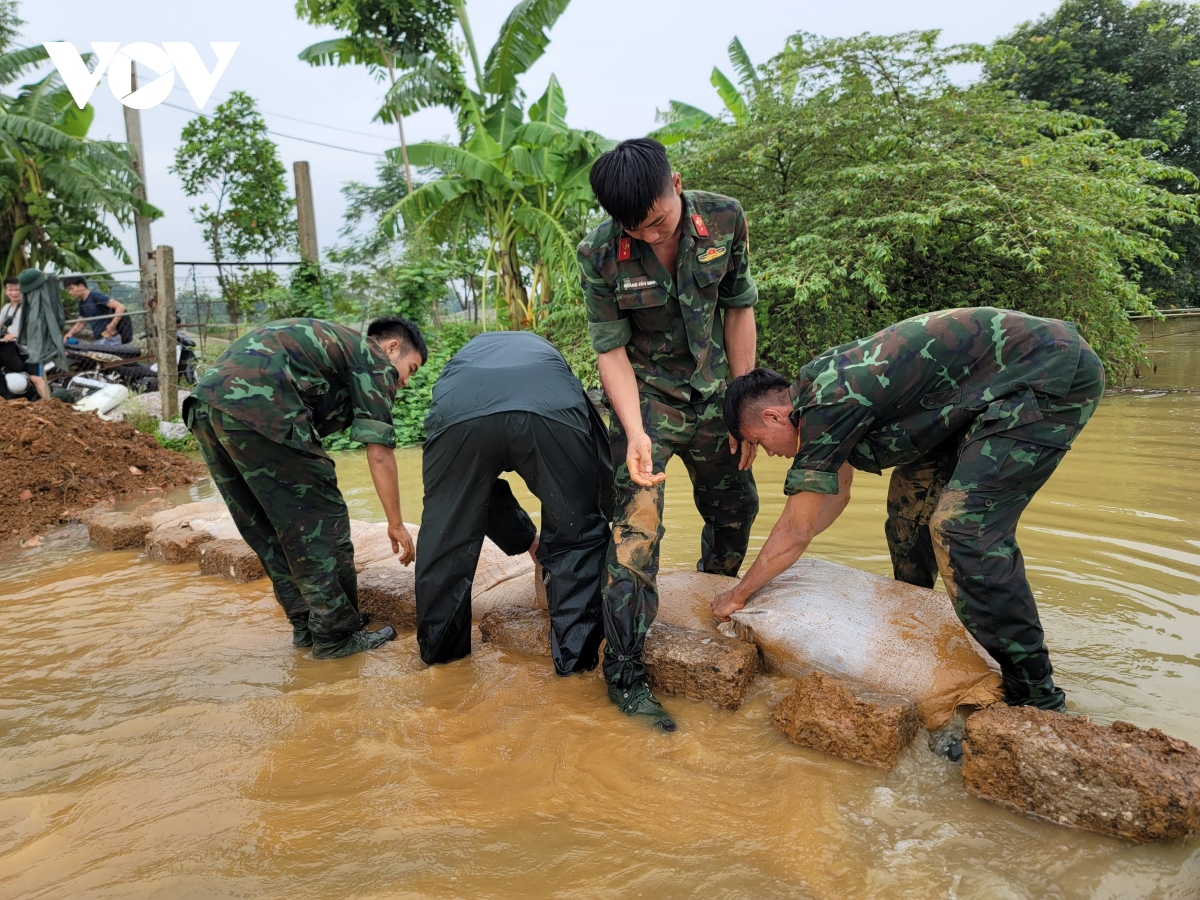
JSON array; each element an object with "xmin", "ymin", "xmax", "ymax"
[
  {"xmin": 290, "ymin": 617, "xmax": 313, "ymax": 648},
  {"xmin": 609, "ymin": 679, "xmax": 676, "ymax": 732},
  {"xmin": 312, "ymin": 626, "xmax": 397, "ymax": 660}
]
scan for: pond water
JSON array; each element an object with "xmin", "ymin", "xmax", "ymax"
[{"xmin": 1, "ymin": 384, "xmax": 1198, "ymax": 898}]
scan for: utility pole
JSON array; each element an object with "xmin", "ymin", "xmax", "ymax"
[
  {"xmin": 294, "ymin": 161, "xmax": 319, "ymax": 264},
  {"xmin": 123, "ymin": 62, "xmax": 156, "ymax": 317},
  {"xmin": 153, "ymin": 245, "xmax": 178, "ymax": 421}
]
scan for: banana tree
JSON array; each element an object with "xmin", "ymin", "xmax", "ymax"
[
  {"xmin": 383, "ymin": 74, "xmax": 611, "ymax": 329},
  {"xmin": 0, "ymin": 43, "xmax": 157, "ymax": 275},
  {"xmin": 651, "ymin": 36, "xmax": 760, "ymax": 145},
  {"xmin": 296, "ymin": 0, "xmax": 457, "ymax": 192}
]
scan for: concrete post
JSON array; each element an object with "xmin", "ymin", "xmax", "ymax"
[
  {"xmin": 154, "ymin": 245, "xmax": 178, "ymax": 421},
  {"xmin": 123, "ymin": 62, "xmax": 156, "ymax": 316},
  {"xmin": 294, "ymin": 161, "xmax": 318, "ymax": 264}
]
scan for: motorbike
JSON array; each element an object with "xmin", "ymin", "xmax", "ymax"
[{"xmin": 59, "ymin": 330, "xmax": 199, "ymax": 404}]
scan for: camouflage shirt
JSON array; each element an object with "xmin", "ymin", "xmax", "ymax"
[
  {"xmin": 785, "ymin": 307, "xmax": 1085, "ymax": 495},
  {"xmin": 186, "ymin": 318, "xmax": 399, "ymax": 455},
  {"xmin": 578, "ymin": 189, "xmax": 757, "ymax": 404}
]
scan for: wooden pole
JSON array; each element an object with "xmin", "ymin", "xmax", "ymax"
[
  {"xmin": 294, "ymin": 161, "xmax": 319, "ymax": 264},
  {"xmin": 154, "ymin": 245, "xmax": 178, "ymax": 421},
  {"xmin": 123, "ymin": 62, "xmax": 156, "ymax": 317}
]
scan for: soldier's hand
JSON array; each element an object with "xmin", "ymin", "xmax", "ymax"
[
  {"xmin": 729, "ymin": 434, "xmax": 758, "ymax": 470},
  {"xmin": 711, "ymin": 587, "xmax": 747, "ymax": 622},
  {"xmin": 627, "ymin": 432, "xmax": 666, "ymax": 487},
  {"xmin": 390, "ymin": 522, "xmax": 415, "ymax": 566}
]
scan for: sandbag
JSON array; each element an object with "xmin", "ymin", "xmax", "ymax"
[
  {"xmin": 145, "ymin": 500, "xmax": 229, "ymax": 531},
  {"xmin": 730, "ymin": 557, "xmax": 1004, "ymax": 729},
  {"xmin": 352, "ymin": 523, "xmax": 536, "ymax": 623}
]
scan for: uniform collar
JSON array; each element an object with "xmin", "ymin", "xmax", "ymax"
[{"xmin": 680, "ymin": 191, "xmax": 706, "ymax": 241}]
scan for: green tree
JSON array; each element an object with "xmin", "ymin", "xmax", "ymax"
[
  {"xmin": 171, "ymin": 91, "xmax": 295, "ymax": 324},
  {"xmin": 295, "ymin": 0, "xmax": 456, "ymax": 192},
  {"xmin": 673, "ymin": 31, "xmax": 1195, "ymax": 382},
  {"xmin": 0, "ymin": 1, "xmax": 158, "ymax": 275},
  {"xmin": 987, "ymin": 0, "xmax": 1200, "ymax": 305},
  {"xmin": 651, "ymin": 36, "xmax": 760, "ymax": 144},
  {"xmin": 373, "ymin": 0, "xmax": 611, "ymax": 329}
]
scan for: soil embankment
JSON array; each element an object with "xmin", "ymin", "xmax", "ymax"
[{"xmin": 1, "ymin": 398, "xmax": 203, "ymax": 543}]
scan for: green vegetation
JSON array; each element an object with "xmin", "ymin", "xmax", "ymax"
[
  {"xmin": 0, "ymin": 0, "xmax": 159, "ymax": 275},
  {"xmin": 987, "ymin": 0, "xmax": 1200, "ymax": 307},
  {"xmin": 670, "ymin": 31, "xmax": 1194, "ymax": 381},
  {"xmin": 378, "ymin": 0, "xmax": 612, "ymax": 329},
  {"xmin": 322, "ymin": 319, "xmax": 477, "ymax": 451},
  {"xmin": 171, "ymin": 91, "xmax": 296, "ymax": 325},
  {"xmin": 295, "ymin": 0, "xmax": 457, "ymax": 192}
]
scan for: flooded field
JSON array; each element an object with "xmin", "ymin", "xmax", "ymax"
[{"xmin": 2, "ymin": 384, "xmax": 1198, "ymax": 898}]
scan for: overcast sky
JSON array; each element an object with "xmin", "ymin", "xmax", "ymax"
[{"xmin": 23, "ymin": 0, "xmax": 1062, "ymax": 284}]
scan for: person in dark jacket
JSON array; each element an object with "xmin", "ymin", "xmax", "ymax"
[{"xmin": 416, "ymin": 331, "xmax": 613, "ymax": 677}]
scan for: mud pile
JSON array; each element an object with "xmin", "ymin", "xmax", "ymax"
[{"xmin": 1, "ymin": 398, "xmax": 202, "ymax": 542}]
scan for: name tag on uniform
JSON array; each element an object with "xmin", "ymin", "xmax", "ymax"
[
  {"xmin": 621, "ymin": 277, "xmax": 658, "ymax": 291},
  {"xmin": 697, "ymin": 245, "xmax": 728, "ymax": 264}
]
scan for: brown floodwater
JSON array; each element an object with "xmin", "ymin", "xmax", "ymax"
[{"xmin": 2, "ymin": 379, "xmax": 1199, "ymax": 898}]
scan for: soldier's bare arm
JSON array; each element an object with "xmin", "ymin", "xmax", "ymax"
[
  {"xmin": 366, "ymin": 442, "xmax": 415, "ymax": 565},
  {"xmin": 598, "ymin": 346, "xmax": 665, "ymax": 487},
  {"xmin": 711, "ymin": 462, "xmax": 854, "ymax": 619},
  {"xmin": 724, "ymin": 306, "xmax": 758, "ymax": 470}
]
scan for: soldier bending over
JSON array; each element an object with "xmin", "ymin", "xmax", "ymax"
[
  {"xmin": 184, "ymin": 317, "xmax": 425, "ymax": 659},
  {"xmin": 716, "ymin": 307, "xmax": 1104, "ymax": 711}
]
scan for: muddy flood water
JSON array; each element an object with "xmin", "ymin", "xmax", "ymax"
[{"xmin": 2, "ymin": 382, "xmax": 1199, "ymax": 898}]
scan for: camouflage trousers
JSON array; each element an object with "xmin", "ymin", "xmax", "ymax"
[
  {"xmin": 603, "ymin": 389, "xmax": 758, "ymax": 688},
  {"xmin": 187, "ymin": 401, "xmax": 362, "ymax": 642},
  {"xmin": 885, "ymin": 345, "xmax": 1106, "ymax": 709}
]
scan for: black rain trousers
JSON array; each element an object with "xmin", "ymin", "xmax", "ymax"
[{"xmin": 415, "ymin": 410, "xmax": 611, "ymax": 676}]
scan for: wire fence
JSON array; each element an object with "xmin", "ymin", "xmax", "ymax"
[{"xmin": 72, "ymin": 260, "xmax": 306, "ymax": 356}]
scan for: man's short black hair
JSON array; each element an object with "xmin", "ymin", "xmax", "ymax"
[
  {"xmin": 61, "ymin": 275, "xmax": 88, "ymax": 288},
  {"xmin": 3, "ymin": 277, "xmax": 17, "ymax": 286},
  {"xmin": 589, "ymin": 138, "xmax": 674, "ymax": 230},
  {"xmin": 724, "ymin": 367, "xmax": 792, "ymax": 442},
  {"xmin": 368, "ymin": 316, "xmax": 427, "ymax": 363}
]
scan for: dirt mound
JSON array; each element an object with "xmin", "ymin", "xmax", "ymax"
[{"xmin": 1, "ymin": 398, "xmax": 203, "ymax": 542}]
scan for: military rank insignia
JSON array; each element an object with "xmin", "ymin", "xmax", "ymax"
[
  {"xmin": 697, "ymin": 245, "xmax": 728, "ymax": 264},
  {"xmin": 691, "ymin": 214, "xmax": 709, "ymax": 237},
  {"xmin": 617, "ymin": 237, "xmax": 631, "ymax": 261}
]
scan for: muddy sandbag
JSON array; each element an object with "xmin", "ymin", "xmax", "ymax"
[
  {"xmin": 962, "ymin": 706, "xmax": 1200, "ymax": 843},
  {"xmin": 656, "ymin": 571, "xmax": 737, "ymax": 635},
  {"xmin": 729, "ymin": 557, "xmax": 1004, "ymax": 729},
  {"xmin": 145, "ymin": 500, "xmax": 229, "ymax": 532}
]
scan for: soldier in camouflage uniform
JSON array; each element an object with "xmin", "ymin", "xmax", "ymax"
[
  {"xmin": 716, "ymin": 307, "xmax": 1105, "ymax": 711},
  {"xmin": 183, "ymin": 317, "xmax": 427, "ymax": 659},
  {"xmin": 580, "ymin": 138, "xmax": 760, "ymax": 730}
]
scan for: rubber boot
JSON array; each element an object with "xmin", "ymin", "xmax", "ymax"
[
  {"xmin": 312, "ymin": 626, "xmax": 398, "ymax": 660},
  {"xmin": 290, "ymin": 616, "xmax": 313, "ymax": 648},
  {"xmin": 1005, "ymin": 673, "xmax": 1067, "ymax": 712},
  {"xmin": 608, "ymin": 679, "xmax": 676, "ymax": 732}
]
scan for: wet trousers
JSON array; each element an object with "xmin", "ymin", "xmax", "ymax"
[
  {"xmin": 416, "ymin": 411, "xmax": 611, "ymax": 675},
  {"xmin": 603, "ymin": 390, "xmax": 759, "ymax": 688},
  {"xmin": 187, "ymin": 401, "xmax": 362, "ymax": 641},
  {"xmin": 884, "ymin": 347, "xmax": 1106, "ymax": 708}
]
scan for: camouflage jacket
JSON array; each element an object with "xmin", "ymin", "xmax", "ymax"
[
  {"xmin": 186, "ymin": 318, "xmax": 398, "ymax": 456},
  {"xmin": 578, "ymin": 189, "xmax": 757, "ymax": 404},
  {"xmin": 785, "ymin": 307, "xmax": 1085, "ymax": 495}
]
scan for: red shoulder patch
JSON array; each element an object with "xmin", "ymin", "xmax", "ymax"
[
  {"xmin": 617, "ymin": 237, "xmax": 631, "ymax": 261},
  {"xmin": 691, "ymin": 214, "xmax": 709, "ymax": 238}
]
